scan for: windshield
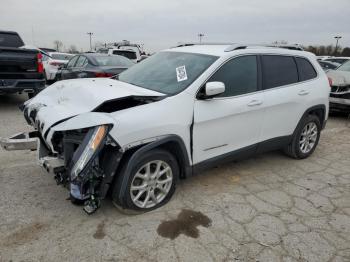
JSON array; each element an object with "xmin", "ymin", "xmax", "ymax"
[
  {"xmin": 93, "ymin": 55, "xmax": 134, "ymax": 67},
  {"xmin": 112, "ymin": 50, "xmax": 137, "ymax": 60},
  {"xmin": 337, "ymin": 61, "xmax": 350, "ymax": 72},
  {"xmin": 118, "ymin": 51, "xmax": 218, "ymax": 95},
  {"xmin": 51, "ymin": 53, "xmax": 74, "ymax": 60}
]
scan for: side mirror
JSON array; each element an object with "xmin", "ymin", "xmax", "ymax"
[
  {"xmin": 203, "ymin": 82, "xmax": 225, "ymax": 98},
  {"xmin": 59, "ymin": 64, "xmax": 67, "ymax": 70}
]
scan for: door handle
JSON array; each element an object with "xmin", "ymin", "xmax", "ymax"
[
  {"xmin": 298, "ymin": 90, "xmax": 309, "ymax": 96},
  {"xmin": 247, "ymin": 100, "xmax": 263, "ymax": 106}
]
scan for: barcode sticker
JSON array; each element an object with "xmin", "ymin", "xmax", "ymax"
[{"xmin": 176, "ymin": 66, "xmax": 188, "ymax": 82}]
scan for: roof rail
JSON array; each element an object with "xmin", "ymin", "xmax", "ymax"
[
  {"xmin": 224, "ymin": 44, "xmax": 275, "ymax": 52},
  {"xmin": 174, "ymin": 42, "xmax": 234, "ymax": 48},
  {"xmin": 174, "ymin": 42, "xmax": 304, "ymax": 51}
]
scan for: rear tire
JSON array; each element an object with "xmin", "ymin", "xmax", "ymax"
[
  {"xmin": 284, "ymin": 114, "xmax": 321, "ymax": 159},
  {"xmin": 28, "ymin": 91, "xmax": 38, "ymax": 99},
  {"xmin": 112, "ymin": 149, "xmax": 179, "ymax": 212}
]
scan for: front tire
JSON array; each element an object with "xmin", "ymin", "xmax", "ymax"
[
  {"xmin": 112, "ymin": 149, "xmax": 179, "ymax": 212},
  {"xmin": 284, "ymin": 114, "xmax": 321, "ymax": 159},
  {"xmin": 28, "ymin": 91, "xmax": 38, "ymax": 99}
]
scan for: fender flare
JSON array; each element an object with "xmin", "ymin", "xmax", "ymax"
[{"xmin": 293, "ymin": 104, "xmax": 327, "ymax": 136}]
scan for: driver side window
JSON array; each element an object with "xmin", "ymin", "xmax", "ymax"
[
  {"xmin": 208, "ymin": 55, "xmax": 258, "ymax": 97},
  {"xmin": 67, "ymin": 56, "xmax": 79, "ymax": 69}
]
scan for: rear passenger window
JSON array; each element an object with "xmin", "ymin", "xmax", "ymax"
[
  {"xmin": 262, "ymin": 55, "xmax": 298, "ymax": 89},
  {"xmin": 208, "ymin": 55, "xmax": 258, "ymax": 97},
  {"xmin": 75, "ymin": 56, "xmax": 88, "ymax": 67},
  {"xmin": 295, "ymin": 57, "xmax": 317, "ymax": 81}
]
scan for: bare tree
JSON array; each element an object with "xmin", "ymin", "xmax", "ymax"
[
  {"xmin": 341, "ymin": 47, "xmax": 350, "ymax": 56},
  {"xmin": 67, "ymin": 45, "xmax": 78, "ymax": 54},
  {"xmin": 325, "ymin": 45, "xmax": 335, "ymax": 55},
  {"xmin": 53, "ymin": 40, "xmax": 63, "ymax": 52},
  {"xmin": 94, "ymin": 41, "xmax": 104, "ymax": 51},
  {"xmin": 318, "ymin": 46, "xmax": 326, "ymax": 56}
]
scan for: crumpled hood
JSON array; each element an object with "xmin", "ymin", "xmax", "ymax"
[
  {"xmin": 24, "ymin": 78, "xmax": 164, "ymax": 135},
  {"xmin": 327, "ymin": 70, "xmax": 350, "ymax": 86}
]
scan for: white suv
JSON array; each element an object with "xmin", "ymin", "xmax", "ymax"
[{"xmin": 1, "ymin": 44, "xmax": 330, "ymax": 214}]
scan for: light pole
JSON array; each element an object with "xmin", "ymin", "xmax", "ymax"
[
  {"xmin": 198, "ymin": 33, "xmax": 205, "ymax": 43},
  {"xmin": 334, "ymin": 36, "xmax": 342, "ymax": 56},
  {"xmin": 87, "ymin": 32, "xmax": 94, "ymax": 51}
]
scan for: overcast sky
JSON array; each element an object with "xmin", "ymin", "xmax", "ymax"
[{"xmin": 1, "ymin": 0, "xmax": 349, "ymax": 52}]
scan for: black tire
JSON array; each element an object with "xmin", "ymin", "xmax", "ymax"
[
  {"xmin": 28, "ymin": 91, "xmax": 38, "ymax": 99},
  {"xmin": 284, "ymin": 114, "xmax": 321, "ymax": 159},
  {"xmin": 112, "ymin": 149, "xmax": 179, "ymax": 212}
]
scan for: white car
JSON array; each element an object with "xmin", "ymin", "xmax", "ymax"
[
  {"xmin": 108, "ymin": 48, "xmax": 139, "ymax": 63},
  {"xmin": 317, "ymin": 56, "xmax": 333, "ymax": 61},
  {"xmin": 324, "ymin": 57, "xmax": 350, "ymax": 65},
  {"xmin": 327, "ymin": 60, "xmax": 350, "ymax": 112},
  {"xmin": 43, "ymin": 52, "xmax": 75, "ymax": 81},
  {"xmin": 0, "ymin": 44, "xmax": 330, "ymax": 214}
]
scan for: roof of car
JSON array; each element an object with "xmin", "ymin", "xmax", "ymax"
[
  {"xmin": 83, "ymin": 53, "xmax": 115, "ymax": 57},
  {"xmin": 0, "ymin": 30, "xmax": 19, "ymax": 35},
  {"xmin": 111, "ymin": 48, "xmax": 137, "ymax": 53},
  {"xmin": 167, "ymin": 44, "xmax": 315, "ymax": 59},
  {"xmin": 49, "ymin": 52, "xmax": 74, "ymax": 56},
  {"xmin": 325, "ymin": 57, "xmax": 350, "ymax": 60}
]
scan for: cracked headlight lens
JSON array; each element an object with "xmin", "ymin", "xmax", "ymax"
[{"xmin": 71, "ymin": 125, "xmax": 108, "ymax": 180}]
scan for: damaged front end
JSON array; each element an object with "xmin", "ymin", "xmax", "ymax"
[
  {"xmin": 1, "ymin": 113, "xmax": 122, "ymax": 214},
  {"xmin": 327, "ymin": 70, "xmax": 350, "ymax": 112},
  {"xmin": 54, "ymin": 125, "xmax": 114, "ymax": 214},
  {"xmin": 329, "ymin": 85, "xmax": 350, "ymax": 112}
]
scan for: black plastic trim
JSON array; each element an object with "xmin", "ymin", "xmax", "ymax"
[
  {"xmin": 297, "ymin": 104, "xmax": 327, "ymax": 131},
  {"xmin": 193, "ymin": 144, "xmax": 257, "ymax": 174}
]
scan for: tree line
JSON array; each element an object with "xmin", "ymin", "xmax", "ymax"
[
  {"xmin": 304, "ymin": 45, "xmax": 350, "ymax": 57},
  {"xmin": 52, "ymin": 39, "xmax": 350, "ymax": 57}
]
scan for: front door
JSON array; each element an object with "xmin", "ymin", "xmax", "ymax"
[{"xmin": 193, "ymin": 55, "xmax": 265, "ymax": 164}]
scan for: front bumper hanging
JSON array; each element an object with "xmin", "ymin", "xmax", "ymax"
[{"xmin": 0, "ymin": 131, "xmax": 39, "ymax": 151}]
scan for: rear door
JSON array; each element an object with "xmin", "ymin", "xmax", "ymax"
[
  {"xmin": 72, "ymin": 55, "xmax": 88, "ymax": 78},
  {"xmin": 61, "ymin": 55, "xmax": 79, "ymax": 79},
  {"xmin": 259, "ymin": 55, "xmax": 303, "ymax": 142},
  {"xmin": 193, "ymin": 55, "xmax": 265, "ymax": 164}
]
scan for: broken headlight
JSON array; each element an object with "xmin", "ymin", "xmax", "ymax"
[{"xmin": 70, "ymin": 125, "xmax": 108, "ymax": 180}]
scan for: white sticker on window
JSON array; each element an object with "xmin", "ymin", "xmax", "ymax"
[{"xmin": 176, "ymin": 65, "xmax": 188, "ymax": 82}]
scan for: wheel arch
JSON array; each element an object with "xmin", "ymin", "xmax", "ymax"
[
  {"xmin": 123, "ymin": 135, "xmax": 192, "ymax": 179},
  {"xmin": 111, "ymin": 135, "xmax": 192, "ymax": 207},
  {"xmin": 296, "ymin": 104, "xmax": 327, "ymax": 133}
]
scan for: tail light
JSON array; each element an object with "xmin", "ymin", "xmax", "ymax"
[
  {"xmin": 37, "ymin": 53, "xmax": 44, "ymax": 73},
  {"xmin": 49, "ymin": 61, "xmax": 63, "ymax": 66},
  {"xmin": 94, "ymin": 72, "xmax": 113, "ymax": 77},
  {"xmin": 328, "ymin": 77, "xmax": 333, "ymax": 87}
]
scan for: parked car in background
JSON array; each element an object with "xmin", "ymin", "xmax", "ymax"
[
  {"xmin": 99, "ymin": 40, "xmax": 145, "ymax": 63},
  {"xmin": 57, "ymin": 53, "xmax": 134, "ymax": 80},
  {"xmin": 43, "ymin": 52, "xmax": 74, "ymax": 82},
  {"xmin": 0, "ymin": 44, "xmax": 329, "ymax": 214},
  {"xmin": 108, "ymin": 49, "xmax": 138, "ymax": 63},
  {"xmin": 325, "ymin": 57, "xmax": 350, "ymax": 65},
  {"xmin": 327, "ymin": 60, "xmax": 350, "ymax": 112},
  {"xmin": 0, "ymin": 30, "xmax": 45, "ymax": 98},
  {"xmin": 318, "ymin": 60, "xmax": 340, "ymax": 71},
  {"xmin": 317, "ymin": 56, "xmax": 333, "ymax": 61}
]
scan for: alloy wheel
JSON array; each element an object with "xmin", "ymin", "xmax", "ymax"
[
  {"xmin": 130, "ymin": 160, "xmax": 173, "ymax": 209},
  {"xmin": 299, "ymin": 122, "xmax": 318, "ymax": 154}
]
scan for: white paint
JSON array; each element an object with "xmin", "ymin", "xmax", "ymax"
[{"xmin": 24, "ymin": 45, "xmax": 330, "ymax": 165}]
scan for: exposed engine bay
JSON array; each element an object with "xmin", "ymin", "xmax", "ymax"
[{"xmin": 1, "ymin": 92, "xmax": 162, "ymax": 214}]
